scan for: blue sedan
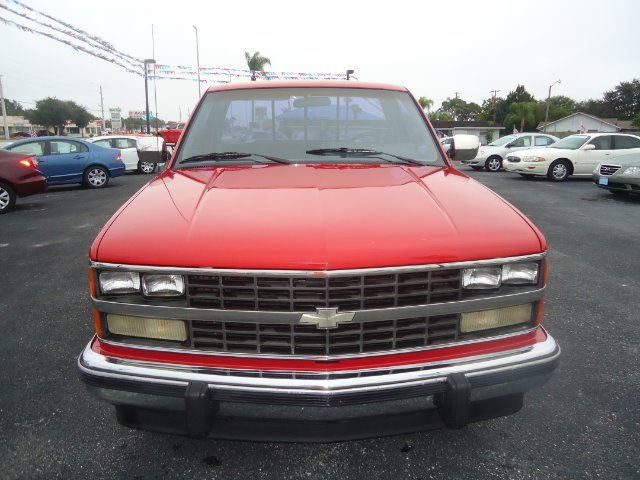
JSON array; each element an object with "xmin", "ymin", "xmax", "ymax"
[{"xmin": 5, "ymin": 136, "xmax": 125, "ymax": 188}]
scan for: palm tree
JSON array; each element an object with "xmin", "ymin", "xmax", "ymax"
[
  {"xmin": 418, "ymin": 96, "xmax": 434, "ymax": 112},
  {"xmin": 245, "ymin": 51, "xmax": 271, "ymax": 81},
  {"xmin": 506, "ymin": 102, "xmax": 537, "ymax": 133}
]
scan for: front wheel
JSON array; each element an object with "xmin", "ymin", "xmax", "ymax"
[
  {"xmin": 485, "ymin": 156, "xmax": 502, "ymax": 172},
  {"xmin": 547, "ymin": 160, "xmax": 570, "ymax": 182},
  {"xmin": 0, "ymin": 181, "xmax": 16, "ymax": 214},
  {"xmin": 84, "ymin": 166, "xmax": 109, "ymax": 188},
  {"xmin": 138, "ymin": 161, "xmax": 155, "ymax": 174}
]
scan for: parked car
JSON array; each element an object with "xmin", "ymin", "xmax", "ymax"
[
  {"xmin": 4, "ymin": 136, "xmax": 125, "ymax": 188},
  {"xmin": 503, "ymin": 133, "xmax": 640, "ymax": 181},
  {"xmin": 440, "ymin": 136, "xmax": 453, "ymax": 153},
  {"xmin": 0, "ymin": 149, "xmax": 47, "ymax": 214},
  {"xmin": 592, "ymin": 152, "xmax": 640, "ymax": 195},
  {"xmin": 86, "ymin": 135, "xmax": 165, "ymax": 174},
  {"xmin": 462, "ymin": 133, "xmax": 559, "ymax": 172},
  {"xmin": 78, "ymin": 80, "xmax": 559, "ymax": 441}
]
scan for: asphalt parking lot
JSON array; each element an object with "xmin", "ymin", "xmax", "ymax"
[{"xmin": 1, "ymin": 167, "xmax": 639, "ymax": 480}]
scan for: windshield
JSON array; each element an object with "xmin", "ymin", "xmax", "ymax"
[
  {"xmin": 549, "ymin": 135, "xmax": 589, "ymax": 150},
  {"xmin": 175, "ymin": 87, "xmax": 443, "ymax": 166},
  {"xmin": 489, "ymin": 135, "xmax": 516, "ymax": 146}
]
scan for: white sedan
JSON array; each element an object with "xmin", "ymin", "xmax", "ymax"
[
  {"xmin": 87, "ymin": 135, "xmax": 165, "ymax": 174},
  {"xmin": 502, "ymin": 133, "xmax": 640, "ymax": 181}
]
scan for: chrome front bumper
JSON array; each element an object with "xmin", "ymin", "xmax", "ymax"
[{"xmin": 78, "ymin": 331, "xmax": 559, "ymax": 439}]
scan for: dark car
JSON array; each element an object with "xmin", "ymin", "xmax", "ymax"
[
  {"xmin": 0, "ymin": 149, "xmax": 47, "ymax": 214},
  {"xmin": 5, "ymin": 136, "xmax": 125, "ymax": 188}
]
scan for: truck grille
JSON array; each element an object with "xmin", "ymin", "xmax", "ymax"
[
  {"xmin": 191, "ymin": 314, "xmax": 459, "ymax": 356},
  {"xmin": 187, "ymin": 269, "xmax": 461, "ymax": 312},
  {"xmin": 599, "ymin": 164, "xmax": 621, "ymax": 176}
]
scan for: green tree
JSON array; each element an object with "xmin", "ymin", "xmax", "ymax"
[
  {"xmin": 504, "ymin": 101, "xmax": 538, "ymax": 133},
  {"xmin": 24, "ymin": 97, "xmax": 68, "ymax": 135},
  {"xmin": 632, "ymin": 113, "xmax": 640, "ymax": 128},
  {"xmin": 536, "ymin": 95, "xmax": 578, "ymax": 125},
  {"xmin": 66, "ymin": 101, "xmax": 93, "ymax": 137},
  {"xmin": 603, "ymin": 78, "xmax": 640, "ymax": 119},
  {"xmin": 428, "ymin": 110, "xmax": 451, "ymax": 121},
  {"xmin": 418, "ymin": 96, "xmax": 434, "ymax": 112},
  {"xmin": 4, "ymin": 99, "xmax": 25, "ymax": 115},
  {"xmin": 576, "ymin": 98, "xmax": 614, "ymax": 119},
  {"xmin": 505, "ymin": 85, "xmax": 535, "ymax": 104},
  {"xmin": 244, "ymin": 51, "xmax": 271, "ymax": 81},
  {"xmin": 439, "ymin": 97, "xmax": 481, "ymax": 121}
]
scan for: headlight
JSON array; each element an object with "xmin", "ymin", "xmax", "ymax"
[
  {"xmin": 107, "ymin": 314, "xmax": 187, "ymax": 341},
  {"xmin": 502, "ymin": 262, "xmax": 539, "ymax": 285},
  {"xmin": 462, "ymin": 267, "xmax": 501, "ymax": 289},
  {"xmin": 522, "ymin": 156, "xmax": 546, "ymax": 163},
  {"xmin": 99, "ymin": 271, "xmax": 140, "ymax": 294},
  {"xmin": 477, "ymin": 150, "xmax": 485, "ymax": 157},
  {"xmin": 462, "ymin": 263, "xmax": 539, "ymax": 289},
  {"xmin": 622, "ymin": 166, "xmax": 640, "ymax": 176},
  {"xmin": 142, "ymin": 274, "xmax": 185, "ymax": 297},
  {"xmin": 460, "ymin": 304, "xmax": 533, "ymax": 333}
]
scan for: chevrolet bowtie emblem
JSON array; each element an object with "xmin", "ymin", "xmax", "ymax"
[{"xmin": 299, "ymin": 308, "xmax": 356, "ymax": 329}]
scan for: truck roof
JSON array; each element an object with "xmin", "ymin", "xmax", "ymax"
[{"xmin": 206, "ymin": 80, "xmax": 409, "ymax": 93}]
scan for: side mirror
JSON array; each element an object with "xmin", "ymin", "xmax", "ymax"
[
  {"xmin": 449, "ymin": 134, "xmax": 480, "ymax": 161},
  {"xmin": 583, "ymin": 144, "xmax": 595, "ymax": 151}
]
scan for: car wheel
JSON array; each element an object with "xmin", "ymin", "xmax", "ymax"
[
  {"xmin": 485, "ymin": 156, "xmax": 502, "ymax": 172},
  {"xmin": 547, "ymin": 160, "xmax": 570, "ymax": 182},
  {"xmin": 84, "ymin": 166, "xmax": 109, "ymax": 188},
  {"xmin": 138, "ymin": 161, "xmax": 155, "ymax": 174},
  {"xmin": 471, "ymin": 166, "xmax": 483, "ymax": 171},
  {"xmin": 0, "ymin": 181, "xmax": 16, "ymax": 214}
]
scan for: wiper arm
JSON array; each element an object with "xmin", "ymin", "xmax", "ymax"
[
  {"xmin": 305, "ymin": 147, "xmax": 425, "ymax": 165},
  {"xmin": 180, "ymin": 152, "xmax": 291, "ymax": 165}
]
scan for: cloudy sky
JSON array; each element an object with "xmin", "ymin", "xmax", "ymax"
[{"xmin": 1, "ymin": 0, "xmax": 639, "ymax": 122}]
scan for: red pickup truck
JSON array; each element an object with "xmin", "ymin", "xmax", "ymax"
[
  {"xmin": 78, "ymin": 81, "xmax": 559, "ymax": 441},
  {"xmin": 157, "ymin": 122, "xmax": 185, "ymax": 145}
]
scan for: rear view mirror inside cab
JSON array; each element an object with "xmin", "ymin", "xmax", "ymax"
[{"xmin": 293, "ymin": 96, "xmax": 332, "ymax": 108}]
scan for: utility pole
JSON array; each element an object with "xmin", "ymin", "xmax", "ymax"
[
  {"xmin": 544, "ymin": 80, "xmax": 561, "ymax": 133},
  {"xmin": 193, "ymin": 25, "xmax": 201, "ymax": 97},
  {"xmin": 489, "ymin": 89, "xmax": 500, "ymax": 124},
  {"xmin": 99, "ymin": 86, "xmax": 105, "ymax": 133},
  {"xmin": 454, "ymin": 92, "xmax": 460, "ymax": 99},
  {"xmin": 0, "ymin": 75, "xmax": 9, "ymax": 140}
]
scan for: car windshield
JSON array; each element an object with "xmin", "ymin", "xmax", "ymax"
[
  {"xmin": 549, "ymin": 135, "xmax": 589, "ymax": 150},
  {"xmin": 489, "ymin": 135, "xmax": 516, "ymax": 146},
  {"xmin": 175, "ymin": 87, "xmax": 443, "ymax": 166}
]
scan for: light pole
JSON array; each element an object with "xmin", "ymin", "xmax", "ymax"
[
  {"xmin": 193, "ymin": 25, "xmax": 201, "ymax": 97},
  {"xmin": 544, "ymin": 79, "xmax": 561, "ymax": 133},
  {"xmin": 143, "ymin": 58, "xmax": 155, "ymax": 134}
]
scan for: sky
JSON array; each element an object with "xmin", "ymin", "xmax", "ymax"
[{"xmin": 1, "ymin": 0, "xmax": 639, "ymax": 123}]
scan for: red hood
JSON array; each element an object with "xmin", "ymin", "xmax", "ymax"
[{"xmin": 92, "ymin": 165, "xmax": 545, "ymax": 269}]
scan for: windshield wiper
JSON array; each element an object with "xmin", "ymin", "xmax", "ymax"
[
  {"xmin": 305, "ymin": 148, "xmax": 425, "ymax": 165},
  {"xmin": 180, "ymin": 152, "xmax": 291, "ymax": 165}
]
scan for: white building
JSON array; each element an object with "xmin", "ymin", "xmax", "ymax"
[{"xmin": 538, "ymin": 112, "xmax": 620, "ymax": 135}]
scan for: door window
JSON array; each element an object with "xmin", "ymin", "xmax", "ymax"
[
  {"xmin": 114, "ymin": 138, "xmax": 136, "ymax": 149},
  {"xmin": 534, "ymin": 136, "xmax": 554, "ymax": 146},
  {"xmin": 93, "ymin": 139, "xmax": 112, "ymax": 148},
  {"xmin": 50, "ymin": 140, "xmax": 88, "ymax": 155},
  {"xmin": 613, "ymin": 135, "xmax": 640, "ymax": 149},
  {"xmin": 10, "ymin": 141, "xmax": 45, "ymax": 156},
  {"xmin": 510, "ymin": 136, "xmax": 532, "ymax": 148},
  {"xmin": 587, "ymin": 136, "xmax": 613, "ymax": 150}
]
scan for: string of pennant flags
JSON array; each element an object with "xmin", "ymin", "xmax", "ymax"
[{"xmin": 1, "ymin": 0, "xmax": 348, "ymax": 84}]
